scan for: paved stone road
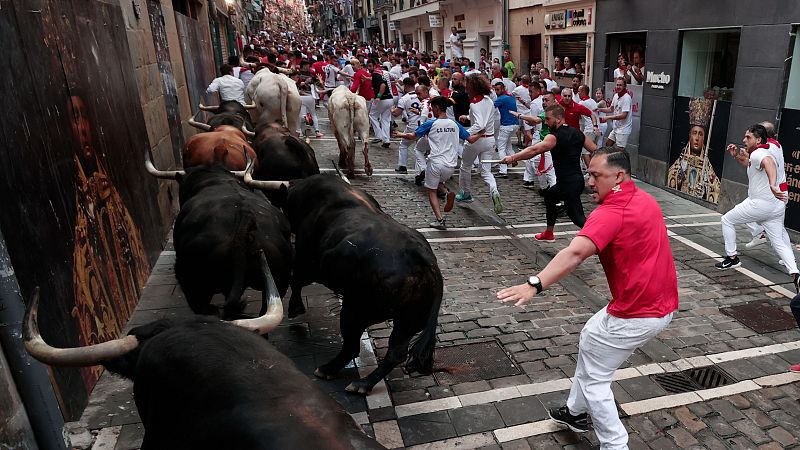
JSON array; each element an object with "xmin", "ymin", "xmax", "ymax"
[{"xmin": 71, "ymin": 109, "xmax": 800, "ymax": 449}]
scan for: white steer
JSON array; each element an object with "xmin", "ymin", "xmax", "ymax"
[
  {"xmin": 328, "ymin": 86, "xmax": 372, "ymax": 177},
  {"xmin": 246, "ymin": 69, "xmax": 301, "ymax": 134}
]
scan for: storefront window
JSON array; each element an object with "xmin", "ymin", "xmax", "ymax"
[
  {"xmin": 677, "ymin": 29, "xmax": 739, "ymax": 101},
  {"xmin": 606, "ymin": 32, "xmax": 646, "ymax": 84},
  {"xmin": 785, "ymin": 31, "xmax": 800, "ymax": 110}
]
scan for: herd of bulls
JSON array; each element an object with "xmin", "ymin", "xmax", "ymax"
[{"xmin": 23, "ymin": 76, "xmax": 443, "ymax": 449}]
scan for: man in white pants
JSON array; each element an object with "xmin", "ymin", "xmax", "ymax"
[
  {"xmin": 514, "ymin": 87, "xmax": 557, "ymax": 194},
  {"xmin": 456, "ymin": 74, "xmax": 504, "ymax": 214},
  {"xmin": 715, "ymin": 124, "xmax": 800, "ymax": 291},
  {"xmin": 493, "ymin": 80, "xmax": 518, "ymax": 178},
  {"xmin": 498, "ymin": 148, "xmax": 678, "ymax": 450},
  {"xmin": 392, "ymin": 81, "xmax": 431, "ymax": 177}
]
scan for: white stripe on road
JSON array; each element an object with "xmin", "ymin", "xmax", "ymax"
[
  {"xmin": 393, "ymin": 341, "xmax": 800, "ymax": 419},
  {"xmin": 424, "ymin": 222, "xmax": 721, "ymax": 243},
  {"xmin": 668, "ymin": 231, "xmax": 796, "ymax": 298}
]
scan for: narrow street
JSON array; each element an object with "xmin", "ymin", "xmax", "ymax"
[{"xmin": 75, "ymin": 110, "xmax": 800, "ymax": 450}]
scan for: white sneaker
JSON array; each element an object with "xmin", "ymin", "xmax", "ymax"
[{"xmin": 745, "ymin": 232, "xmax": 767, "ymax": 249}]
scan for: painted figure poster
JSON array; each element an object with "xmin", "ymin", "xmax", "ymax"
[
  {"xmin": 666, "ymin": 96, "xmax": 731, "ymax": 204},
  {"xmin": 0, "ymin": 1, "xmax": 166, "ymax": 419}
]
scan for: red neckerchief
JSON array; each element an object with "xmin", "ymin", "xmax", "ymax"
[
  {"xmin": 440, "ymin": 89, "xmax": 451, "ymax": 97},
  {"xmin": 580, "ymin": 95, "xmax": 589, "ymax": 101},
  {"xmin": 768, "ymin": 138, "xmax": 782, "ymax": 148},
  {"xmin": 497, "ymin": 90, "xmax": 508, "ymax": 97},
  {"xmin": 470, "ymin": 95, "xmax": 484, "ymax": 103}
]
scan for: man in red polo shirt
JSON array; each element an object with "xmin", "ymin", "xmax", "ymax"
[
  {"xmin": 497, "ymin": 147, "xmax": 678, "ymax": 450},
  {"xmin": 560, "ymin": 88, "xmax": 599, "ymax": 132}
]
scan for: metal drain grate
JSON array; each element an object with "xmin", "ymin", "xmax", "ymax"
[
  {"xmin": 432, "ymin": 341, "xmax": 521, "ymax": 385},
  {"xmin": 720, "ymin": 302, "xmax": 797, "ymax": 334},
  {"xmin": 652, "ymin": 366, "xmax": 734, "ymax": 394}
]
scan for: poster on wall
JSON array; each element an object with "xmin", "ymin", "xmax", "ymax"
[
  {"xmin": 666, "ymin": 97, "xmax": 731, "ymax": 204},
  {"xmin": 0, "ymin": 1, "xmax": 164, "ymax": 420},
  {"xmin": 781, "ymin": 108, "xmax": 800, "ymax": 231}
]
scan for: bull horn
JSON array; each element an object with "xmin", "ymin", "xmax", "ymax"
[
  {"xmin": 188, "ymin": 112, "xmax": 212, "ymax": 131},
  {"xmin": 23, "ymin": 287, "xmax": 139, "ymax": 366},
  {"xmin": 144, "ymin": 148, "xmax": 184, "ymax": 180},
  {"xmin": 241, "ymin": 146, "xmax": 289, "ymax": 190},
  {"xmin": 243, "ymin": 102, "xmax": 257, "ymax": 110},
  {"xmin": 330, "ymin": 159, "xmax": 351, "ymax": 185},
  {"xmin": 198, "ymin": 103, "xmax": 217, "ymax": 111},
  {"xmin": 241, "ymin": 124, "xmax": 256, "ymax": 138},
  {"xmin": 232, "ymin": 253, "xmax": 283, "ymax": 334}
]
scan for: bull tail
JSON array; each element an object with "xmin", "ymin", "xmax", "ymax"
[
  {"xmin": 406, "ymin": 269, "xmax": 444, "ymax": 374},
  {"xmin": 280, "ymin": 76, "xmax": 288, "ymax": 129}
]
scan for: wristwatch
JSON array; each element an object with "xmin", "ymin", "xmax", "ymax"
[{"xmin": 527, "ymin": 275, "xmax": 543, "ymax": 294}]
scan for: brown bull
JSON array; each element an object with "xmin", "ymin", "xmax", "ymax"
[{"xmin": 183, "ymin": 125, "xmax": 258, "ymax": 171}]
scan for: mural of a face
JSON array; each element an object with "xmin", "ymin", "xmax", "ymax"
[
  {"xmin": 690, "ymin": 125, "xmax": 705, "ymax": 154},
  {"xmin": 69, "ymin": 95, "xmax": 93, "ymax": 159}
]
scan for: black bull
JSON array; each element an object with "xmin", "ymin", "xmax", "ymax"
[
  {"xmin": 190, "ymin": 100, "xmax": 255, "ymax": 132},
  {"xmin": 283, "ymin": 175, "xmax": 444, "ymax": 394},
  {"xmin": 252, "ymin": 124, "xmax": 320, "ymax": 206},
  {"xmin": 23, "ymin": 292, "xmax": 385, "ymax": 450},
  {"xmin": 174, "ymin": 165, "xmax": 292, "ymax": 318}
]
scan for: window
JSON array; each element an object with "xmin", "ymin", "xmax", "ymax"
[
  {"xmin": 677, "ymin": 29, "xmax": 740, "ymax": 101},
  {"xmin": 785, "ymin": 28, "xmax": 800, "ymax": 110}
]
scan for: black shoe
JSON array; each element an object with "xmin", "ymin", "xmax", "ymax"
[
  {"xmin": 395, "ymin": 166, "xmax": 408, "ymax": 174},
  {"xmin": 523, "ymin": 181, "xmax": 535, "ymax": 189},
  {"xmin": 497, "ymin": 173, "xmax": 508, "ymax": 179},
  {"xmin": 793, "ymin": 273, "xmax": 799, "ymax": 293},
  {"xmin": 437, "ymin": 190, "xmax": 446, "ymax": 199},
  {"xmin": 415, "ymin": 171, "xmax": 425, "ymax": 186},
  {"xmin": 538, "ymin": 188, "xmax": 549, "ymax": 197},
  {"xmin": 715, "ymin": 256, "xmax": 741, "ymax": 270},
  {"xmin": 429, "ymin": 218, "xmax": 446, "ymax": 230},
  {"xmin": 382, "ymin": 142, "xmax": 390, "ymax": 149},
  {"xmin": 549, "ymin": 406, "xmax": 589, "ymax": 433}
]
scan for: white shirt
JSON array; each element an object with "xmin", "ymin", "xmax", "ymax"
[
  {"xmin": 564, "ymin": 67, "xmax": 576, "ymax": 74},
  {"xmin": 449, "ymin": 33, "xmax": 464, "ymax": 58},
  {"xmin": 323, "ymin": 64, "xmax": 341, "ymax": 88},
  {"xmin": 748, "ymin": 148, "xmax": 783, "ymax": 203},
  {"xmin": 206, "ymin": 74, "xmax": 246, "ymax": 105},
  {"xmin": 611, "ymin": 92, "xmax": 633, "ymax": 134},
  {"xmin": 512, "ymin": 85, "xmax": 531, "ymax": 114},
  {"xmin": 529, "ymin": 95, "xmax": 544, "ymax": 140},
  {"xmin": 397, "ymin": 93, "xmax": 429, "ymax": 128},
  {"xmin": 468, "ymin": 97, "xmax": 496, "ymax": 135},
  {"xmin": 613, "ymin": 67, "xmax": 626, "ymax": 80},
  {"xmin": 465, "ymin": 69, "xmax": 481, "ymax": 76},
  {"xmin": 578, "ymin": 97, "xmax": 598, "ymax": 134},
  {"xmin": 416, "ymin": 118, "xmax": 464, "ymax": 167},
  {"xmin": 543, "ymin": 78, "xmax": 558, "ymax": 92},
  {"xmin": 628, "ymin": 65, "xmax": 645, "ymax": 85}
]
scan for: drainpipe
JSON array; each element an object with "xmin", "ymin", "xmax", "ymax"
[
  {"xmin": 0, "ymin": 227, "xmax": 66, "ymax": 449},
  {"xmin": 502, "ymin": 0, "xmax": 508, "ymax": 50}
]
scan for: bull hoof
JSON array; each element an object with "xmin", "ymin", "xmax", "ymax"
[
  {"xmin": 314, "ymin": 368, "xmax": 337, "ymax": 380},
  {"xmin": 365, "ymin": 165, "xmax": 373, "ymax": 177},
  {"xmin": 346, "ymin": 170, "xmax": 355, "ymax": 178},
  {"xmin": 345, "ymin": 380, "xmax": 373, "ymax": 395}
]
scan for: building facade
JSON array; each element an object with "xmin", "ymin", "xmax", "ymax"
[
  {"xmin": 508, "ymin": 0, "xmax": 544, "ymax": 77},
  {"xmin": 593, "ymin": 1, "xmax": 800, "ymax": 229}
]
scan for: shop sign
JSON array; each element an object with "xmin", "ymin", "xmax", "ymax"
[
  {"xmin": 566, "ymin": 8, "xmax": 591, "ymax": 27},
  {"xmin": 646, "ymin": 71, "xmax": 671, "ymax": 89},
  {"xmin": 781, "ymin": 108, "xmax": 800, "ymax": 230},
  {"xmin": 429, "ymin": 14, "xmax": 442, "ymax": 27},
  {"xmin": 546, "ymin": 11, "xmax": 566, "ymax": 29},
  {"xmin": 388, "ymin": 21, "xmax": 397, "ymax": 31}
]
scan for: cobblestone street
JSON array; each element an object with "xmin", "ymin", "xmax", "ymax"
[{"xmin": 76, "ymin": 111, "xmax": 800, "ymax": 450}]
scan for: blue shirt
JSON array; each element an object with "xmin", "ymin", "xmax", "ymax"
[{"xmin": 494, "ymin": 94, "xmax": 518, "ymax": 126}]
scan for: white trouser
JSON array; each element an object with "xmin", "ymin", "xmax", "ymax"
[
  {"xmin": 398, "ymin": 125, "xmax": 417, "ymax": 169},
  {"xmin": 298, "ymin": 95, "xmax": 320, "ymax": 132},
  {"xmin": 523, "ymin": 136, "xmax": 541, "ymax": 182},
  {"xmin": 459, "ymin": 137, "xmax": 498, "ymax": 196},
  {"xmin": 497, "ymin": 124, "xmax": 519, "ymax": 174},
  {"xmin": 567, "ymin": 307, "xmax": 673, "ymax": 450},
  {"xmin": 369, "ymin": 98, "xmax": 393, "ymax": 143},
  {"xmin": 527, "ymin": 151, "xmax": 556, "ymax": 188},
  {"xmin": 722, "ymin": 198, "xmax": 798, "ymax": 274}
]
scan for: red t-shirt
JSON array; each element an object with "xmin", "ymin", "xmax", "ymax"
[
  {"xmin": 577, "ymin": 180, "xmax": 679, "ymax": 318},
  {"xmin": 350, "ymin": 68, "xmax": 375, "ymax": 100},
  {"xmin": 311, "ymin": 60, "xmax": 328, "ymax": 78},
  {"xmin": 560, "ymin": 100, "xmax": 593, "ymax": 130}
]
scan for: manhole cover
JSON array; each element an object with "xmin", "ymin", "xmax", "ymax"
[
  {"xmin": 720, "ymin": 302, "xmax": 796, "ymax": 333},
  {"xmin": 652, "ymin": 366, "xmax": 735, "ymax": 393},
  {"xmin": 433, "ymin": 341, "xmax": 521, "ymax": 385}
]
